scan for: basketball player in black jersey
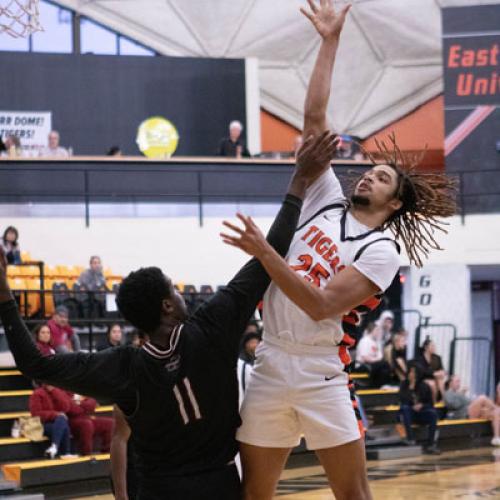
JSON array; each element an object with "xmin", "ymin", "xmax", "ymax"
[{"xmin": 0, "ymin": 132, "xmax": 338, "ymax": 500}]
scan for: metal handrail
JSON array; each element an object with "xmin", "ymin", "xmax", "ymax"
[{"xmin": 450, "ymin": 336, "xmax": 493, "ymax": 395}]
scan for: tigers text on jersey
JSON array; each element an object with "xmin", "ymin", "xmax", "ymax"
[{"xmin": 263, "ymin": 169, "xmax": 401, "ymax": 348}]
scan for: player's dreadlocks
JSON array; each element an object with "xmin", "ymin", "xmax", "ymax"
[{"xmin": 362, "ymin": 134, "xmax": 457, "ymax": 268}]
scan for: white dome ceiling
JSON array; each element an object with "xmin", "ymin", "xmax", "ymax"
[{"xmin": 55, "ymin": 0, "xmax": 499, "ymax": 138}]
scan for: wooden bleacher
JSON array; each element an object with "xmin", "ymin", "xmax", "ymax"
[{"xmin": 0, "ymin": 366, "xmax": 492, "ymax": 497}]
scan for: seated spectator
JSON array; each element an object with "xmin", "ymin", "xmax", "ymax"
[
  {"xmin": 78, "ymin": 256, "xmax": 107, "ymax": 317},
  {"xmin": 38, "ymin": 130, "xmax": 69, "ymax": 158},
  {"xmin": 237, "ymin": 324, "xmax": 262, "ymax": 406},
  {"xmin": 47, "ymin": 305, "xmax": 81, "ymax": 353},
  {"xmin": 218, "ymin": 120, "xmax": 250, "ymax": 158},
  {"xmin": 33, "ymin": 323, "xmax": 55, "ymax": 356},
  {"xmin": 29, "ymin": 384, "xmax": 73, "ymax": 459},
  {"xmin": 384, "ymin": 329, "xmax": 408, "ymax": 383},
  {"xmin": 1, "ymin": 226, "xmax": 22, "ymax": 264},
  {"xmin": 444, "ymin": 375, "xmax": 500, "ymax": 446},
  {"xmin": 0, "ymin": 134, "xmax": 23, "ymax": 158},
  {"xmin": 399, "ymin": 364, "xmax": 440, "ymax": 454},
  {"xmin": 65, "ymin": 391, "xmax": 113, "ymax": 456},
  {"xmin": 355, "ymin": 323, "xmax": 392, "ymax": 387},
  {"xmin": 97, "ymin": 323, "xmax": 123, "ymax": 351},
  {"xmin": 415, "ymin": 337, "xmax": 446, "ymax": 402},
  {"xmin": 377, "ymin": 310, "xmax": 395, "ymax": 345}
]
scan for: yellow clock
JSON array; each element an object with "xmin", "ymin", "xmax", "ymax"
[{"xmin": 136, "ymin": 116, "xmax": 179, "ymax": 158}]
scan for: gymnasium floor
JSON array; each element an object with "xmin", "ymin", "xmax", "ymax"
[{"xmin": 76, "ymin": 446, "xmax": 500, "ymax": 500}]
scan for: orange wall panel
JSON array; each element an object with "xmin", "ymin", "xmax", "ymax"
[{"xmin": 260, "ymin": 109, "xmax": 301, "ymax": 153}]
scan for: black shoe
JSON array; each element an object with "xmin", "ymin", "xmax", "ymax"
[{"xmin": 424, "ymin": 444, "xmax": 441, "ymax": 455}]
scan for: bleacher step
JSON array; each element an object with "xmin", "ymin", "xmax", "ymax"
[
  {"xmin": 2, "ymin": 454, "xmax": 110, "ymax": 488},
  {"xmin": 366, "ymin": 445, "xmax": 422, "ymax": 460}
]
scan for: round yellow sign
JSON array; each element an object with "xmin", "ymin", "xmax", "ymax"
[{"xmin": 136, "ymin": 116, "xmax": 179, "ymax": 158}]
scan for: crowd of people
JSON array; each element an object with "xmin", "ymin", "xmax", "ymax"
[{"xmin": 353, "ymin": 309, "xmax": 500, "ymax": 453}]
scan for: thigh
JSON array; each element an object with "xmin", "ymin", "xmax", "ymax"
[
  {"xmin": 240, "ymin": 443, "xmax": 291, "ymax": 500},
  {"xmin": 315, "ymin": 439, "xmax": 372, "ymax": 500},
  {"xmin": 295, "ymin": 378, "xmax": 361, "ymax": 450},
  {"xmin": 238, "ymin": 345, "xmax": 301, "ymax": 449}
]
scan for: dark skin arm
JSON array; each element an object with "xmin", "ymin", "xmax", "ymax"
[{"xmin": 111, "ymin": 405, "xmax": 131, "ymax": 500}]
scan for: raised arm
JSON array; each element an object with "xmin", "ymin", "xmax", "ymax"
[
  {"xmin": 193, "ymin": 133, "xmax": 338, "ymax": 354},
  {"xmin": 301, "ymin": 0, "xmax": 351, "ymax": 138}
]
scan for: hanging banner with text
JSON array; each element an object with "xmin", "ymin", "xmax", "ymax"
[
  {"xmin": 442, "ymin": 4, "xmax": 500, "ymax": 215},
  {"xmin": 0, "ymin": 111, "xmax": 52, "ymax": 154}
]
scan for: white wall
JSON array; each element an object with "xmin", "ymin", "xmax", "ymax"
[
  {"xmin": 8, "ymin": 213, "xmax": 276, "ymax": 287},
  {"xmin": 5, "ymin": 209, "xmax": 500, "ymax": 285}
]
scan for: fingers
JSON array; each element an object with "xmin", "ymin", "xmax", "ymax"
[
  {"xmin": 222, "ymin": 220, "xmax": 244, "ymax": 236},
  {"xmin": 306, "ymin": 0, "xmax": 319, "ymax": 14},
  {"xmin": 299, "ymin": 6, "xmax": 314, "ymax": 22},
  {"xmin": 236, "ymin": 213, "xmax": 257, "ymax": 232},
  {"xmin": 339, "ymin": 4, "xmax": 352, "ymax": 20}
]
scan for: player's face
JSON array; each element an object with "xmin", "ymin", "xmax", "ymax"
[
  {"xmin": 166, "ymin": 279, "xmax": 188, "ymax": 321},
  {"xmin": 353, "ymin": 165, "xmax": 400, "ymax": 209}
]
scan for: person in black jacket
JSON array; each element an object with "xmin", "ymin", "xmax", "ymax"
[
  {"xmin": 0, "ymin": 131, "xmax": 338, "ymax": 500},
  {"xmin": 415, "ymin": 336, "xmax": 446, "ymax": 402},
  {"xmin": 399, "ymin": 363, "xmax": 440, "ymax": 454}
]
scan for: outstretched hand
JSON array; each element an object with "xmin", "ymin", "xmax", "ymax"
[
  {"xmin": 300, "ymin": 0, "xmax": 351, "ymax": 41},
  {"xmin": 295, "ymin": 131, "xmax": 339, "ymax": 185},
  {"xmin": 220, "ymin": 213, "xmax": 270, "ymax": 259}
]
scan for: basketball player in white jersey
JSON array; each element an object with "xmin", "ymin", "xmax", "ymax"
[{"xmin": 220, "ymin": 2, "xmax": 457, "ymax": 499}]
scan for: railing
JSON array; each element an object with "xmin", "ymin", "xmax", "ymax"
[
  {"xmin": 450, "ymin": 337, "xmax": 494, "ymax": 396},
  {"xmin": 9, "ymin": 288, "xmax": 216, "ymax": 320}
]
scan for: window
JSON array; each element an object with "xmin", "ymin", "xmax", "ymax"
[
  {"xmin": 119, "ymin": 36, "xmax": 154, "ymax": 56},
  {"xmin": 31, "ymin": 0, "xmax": 72, "ymax": 53},
  {"xmin": 81, "ymin": 18, "xmax": 117, "ymax": 55},
  {"xmin": 0, "ymin": 31, "xmax": 29, "ymax": 51}
]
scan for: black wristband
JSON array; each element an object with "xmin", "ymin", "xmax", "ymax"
[{"xmin": 283, "ymin": 194, "xmax": 303, "ymax": 210}]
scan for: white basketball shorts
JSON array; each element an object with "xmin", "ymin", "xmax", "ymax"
[{"xmin": 237, "ymin": 338, "xmax": 361, "ymax": 450}]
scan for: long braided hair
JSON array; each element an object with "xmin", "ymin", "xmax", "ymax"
[{"xmin": 360, "ymin": 134, "xmax": 457, "ymax": 267}]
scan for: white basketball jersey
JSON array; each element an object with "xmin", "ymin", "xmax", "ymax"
[{"xmin": 262, "ymin": 169, "xmax": 400, "ymax": 348}]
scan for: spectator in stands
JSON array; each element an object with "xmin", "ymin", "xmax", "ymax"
[
  {"xmin": 33, "ymin": 323, "xmax": 55, "ymax": 357},
  {"xmin": 355, "ymin": 322, "xmax": 392, "ymax": 387},
  {"xmin": 97, "ymin": 323, "xmax": 123, "ymax": 351},
  {"xmin": 47, "ymin": 305, "xmax": 81, "ymax": 353},
  {"xmin": 107, "ymin": 145, "xmax": 122, "ymax": 156},
  {"xmin": 444, "ymin": 375, "xmax": 500, "ymax": 446},
  {"xmin": 1, "ymin": 226, "xmax": 21, "ymax": 264},
  {"xmin": 38, "ymin": 130, "xmax": 69, "ymax": 158},
  {"xmin": 218, "ymin": 120, "xmax": 250, "ymax": 158},
  {"xmin": 29, "ymin": 384, "xmax": 73, "ymax": 459},
  {"xmin": 237, "ymin": 323, "xmax": 262, "ymax": 406},
  {"xmin": 384, "ymin": 329, "xmax": 408, "ymax": 383},
  {"xmin": 0, "ymin": 136, "xmax": 5, "ymax": 155},
  {"xmin": 399, "ymin": 363, "xmax": 440, "ymax": 454},
  {"xmin": 415, "ymin": 337, "xmax": 446, "ymax": 402},
  {"xmin": 0, "ymin": 134, "xmax": 23, "ymax": 158},
  {"xmin": 64, "ymin": 391, "xmax": 113, "ymax": 456},
  {"xmin": 377, "ymin": 310, "xmax": 395, "ymax": 345},
  {"xmin": 78, "ymin": 256, "xmax": 107, "ymax": 317}
]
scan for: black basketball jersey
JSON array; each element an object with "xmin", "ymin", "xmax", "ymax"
[{"xmin": 0, "ymin": 194, "xmax": 302, "ymax": 485}]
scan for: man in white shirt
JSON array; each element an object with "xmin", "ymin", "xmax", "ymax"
[
  {"xmin": 356, "ymin": 324, "xmax": 392, "ymax": 387},
  {"xmin": 39, "ymin": 130, "xmax": 69, "ymax": 158}
]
